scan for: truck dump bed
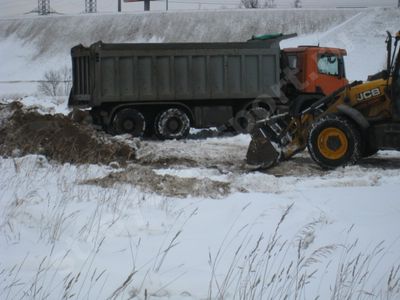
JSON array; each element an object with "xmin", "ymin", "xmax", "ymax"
[{"xmin": 69, "ymin": 40, "xmax": 281, "ymax": 107}]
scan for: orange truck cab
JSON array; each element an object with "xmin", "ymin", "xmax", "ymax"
[{"xmin": 281, "ymin": 46, "xmax": 348, "ymax": 112}]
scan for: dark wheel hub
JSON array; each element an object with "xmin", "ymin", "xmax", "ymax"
[
  {"xmin": 112, "ymin": 108, "xmax": 146, "ymax": 137},
  {"xmin": 327, "ymin": 135, "xmax": 342, "ymax": 151},
  {"xmin": 167, "ymin": 118, "xmax": 180, "ymax": 133},
  {"xmin": 123, "ymin": 120, "xmax": 135, "ymax": 131}
]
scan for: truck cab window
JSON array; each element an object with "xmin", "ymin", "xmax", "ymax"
[{"xmin": 318, "ymin": 54, "xmax": 339, "ymax": 76}]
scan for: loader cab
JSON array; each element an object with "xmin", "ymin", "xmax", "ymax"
[{"xmin": 282, "ymin": 46, "xmax": 348, "ymax": 97}]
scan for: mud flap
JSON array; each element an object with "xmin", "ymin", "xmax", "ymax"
[{"xmin": 246, "ymin": 127, "xmax": 281, "ymax": 169}]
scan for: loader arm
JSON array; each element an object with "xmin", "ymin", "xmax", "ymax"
[{"xmin": 246, "ymin": 85, "xmax": 350, "ymax": 169}]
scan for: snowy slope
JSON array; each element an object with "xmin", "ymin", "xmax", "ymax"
[
  {"xmin": 0, "ymin": 9, "xmax": 359, "ymax": 96},
  {"xmin": 281, "ymin": 8, "xmax": 400, "ymax": 80},
  {"xmin": 1, "ymin": 8, "xmax": 399, "ymax": 96}
]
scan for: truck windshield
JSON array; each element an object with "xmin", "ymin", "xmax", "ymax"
[{"xmin": 318, "ymin": 54, "xmax": 339, "ymax": 76}]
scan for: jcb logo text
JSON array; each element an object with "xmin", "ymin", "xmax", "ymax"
[{"xmin": 356, "ymin": 88, "xmax": 381, "ymax": 101}]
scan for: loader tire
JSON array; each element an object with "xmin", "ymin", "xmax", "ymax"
[
  {"xmin": 112, "ymin": 108, "xmax": 146, "ymax": 137},
  {"xmin": 154, "ymin": 108, "xmax": 190, "ymax": 140},
  {"xmin": 307, "ymin": 114, "xmax": 362, "ymax": 169}
]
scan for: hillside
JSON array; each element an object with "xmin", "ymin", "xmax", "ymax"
[
  {"xmin": 0, "ymin": 8, "xmax": 360, "ymax": 96},
  {"xmin": 1, "ymin": 8, "xmax": 400, "ymax": 97}
]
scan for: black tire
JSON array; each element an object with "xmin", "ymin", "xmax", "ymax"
[
  {"xmin": 112, "ymin": 108, "xmax": 146, "ymax": 137},
  {"xmin": 307, "ymin": 114, "xmax": 362, "ymax": 169},
  {"xmin": 234, "ymin": 107, "xmax": 272, "ymax": 134},
  {"xmin": 154, "ymin": 108, "xmax": 190, "ymax": 140}
]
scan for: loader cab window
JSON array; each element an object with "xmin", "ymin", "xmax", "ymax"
[{"xmin": 318, "ymin": 54, "xmax": 340, "ymax": 76}]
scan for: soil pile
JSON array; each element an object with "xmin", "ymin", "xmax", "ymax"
[
  {"xmin": 84, "ymin": 164, "xmax": 230, "ymax": 198},
  {"xmin": 0, "ymin": 101, "xmax": 135, "ymax": 165}
]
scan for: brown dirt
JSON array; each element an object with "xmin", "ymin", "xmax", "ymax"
[
  {"xmin": 0, "ymin": 101, "xmax": 135, "ymax": 165},
  {"xmin": 83, "ymin": 164, "xmax": 230, "ymax": 198}
]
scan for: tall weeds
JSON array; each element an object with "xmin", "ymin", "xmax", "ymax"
[{"xmin": 207, "ymin": 205, "xmax": 400, "ymax": 300}]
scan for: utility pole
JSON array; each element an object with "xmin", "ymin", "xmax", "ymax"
[
  {"xmin": 144, "ymin": 0, "xmax": 150, "ymax": 11},
  {"xmin": 85, "ymin": 0, "xmax": 97, "ymax": 13},
  {"xmin": 38, "ymin": 0, "xmax": 50, "ymax": 15},
  {"xmin": 398, "ymin": 0, "xmax": 400, "ymax": 8},
  {"xmin": 118, "ymin": 0, "xmax": 122, "ymax": 12}
]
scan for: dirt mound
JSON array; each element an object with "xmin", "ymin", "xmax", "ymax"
[
  {"xmin": 0, "ymin": 101, "xmax": 135, "ymax": 165},
  {"xmin": 84, "ymin": 164, "xmax": 230, "ymax": 198}
]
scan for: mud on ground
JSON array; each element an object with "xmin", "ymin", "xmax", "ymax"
[
  {"xmin": 0, "ymin": 101, "xmax": 135, "ymax": 165},
  {"xmin": 2, "ymin": 101, "xmax": 399, "ymax": 199},
  {"xmin": 83, "ymin": 164, "xmax": 230, "ymax": 198}
]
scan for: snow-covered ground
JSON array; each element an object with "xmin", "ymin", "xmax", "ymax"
[
  {"xmin": 1, "ymin": 5, "xmax": 400, "ymax": 300},
  {"xmin": 1, "ymin": 99, "xmax": 400, "ymax": 298}
]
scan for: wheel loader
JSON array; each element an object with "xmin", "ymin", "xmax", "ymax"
[{"xmin": 247, "ymin": 31, "xmax": 400, "ymax": 169}]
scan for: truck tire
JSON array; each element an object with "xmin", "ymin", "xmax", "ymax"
[
  {"xmin": 154, "ymin": 108, "xmax": 190, "ymax": 140},
  {"xmin": 307, "ymin": 114, "xmax": 362, "ymax": 169},
  {"xmin": 112, "ymin": 108, "xmax": 146, "ymax": 137},
  {"xmin": 234, "ymin": 107, "xmax": 271, "ymax": 133}
]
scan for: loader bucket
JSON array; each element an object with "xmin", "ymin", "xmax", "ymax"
[{"xmin": 246, "ymin": 127, "xmax": 281, "ymax": 169}]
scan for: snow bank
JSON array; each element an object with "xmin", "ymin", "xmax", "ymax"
[
  {"xmin": 1, "ymin": 8, "xmax": 399, "ymax": 96},
  {"xmin": 0, "ymin": 9, "xmax": 358, "ymax": 96},
  {"xmin": 0, "ymin": 9, "xmax": 359, "ymax": 50}
]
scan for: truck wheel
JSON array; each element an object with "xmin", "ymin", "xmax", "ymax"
[
  {"xmin": 112, "ymin": 108, "xmax": 146, "ymax": 137},
  {"xmin": 154, "ymin": 108, "xmax": 190, "ymax": 140},
  {"xmin": 246, "ymin": 107, "xmax": 272, "ymax": 132},
  {"xmin": 235, "ymin": 107, "xmax": 271, "ymax": 133},
  {"xmin": 307, "ymin": 114, "xmax": 362, "ymax": 169}
]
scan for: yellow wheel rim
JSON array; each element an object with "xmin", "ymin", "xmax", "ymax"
[{"xmin": 317, "ymin": 127, "xmax": 348, "ymax": 160}]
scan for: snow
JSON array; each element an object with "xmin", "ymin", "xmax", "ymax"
[
  {"xmin": 280, "ymin": 8, "xmax": 400, "ymax": 80},
  {"xmin": 1, "ymin": 6, "xmax": 400, "ymax": 300},
  {"xmin": 1, "ymin": 8, "xmax": 399, "ymax": 97},
  {"xmin": 1, "ymin": 151, "xmax": 400, "ymax": 299},
  {"xmin": 0, "ymin": 7, "xmax": 364, "ymax": 97}
]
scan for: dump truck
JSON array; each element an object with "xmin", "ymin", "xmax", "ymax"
[
  {"xmin": 68, "ymin": 34, "xmax": 348, "ymax": 139},
  {"xmin": 247, "ymin": 31, "xmax": 400, "ymax": 169}
]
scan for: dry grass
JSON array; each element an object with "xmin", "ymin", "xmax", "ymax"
[{"xmin": 207, "ymin": 205, "xmax": 400, "ymax": 300}]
